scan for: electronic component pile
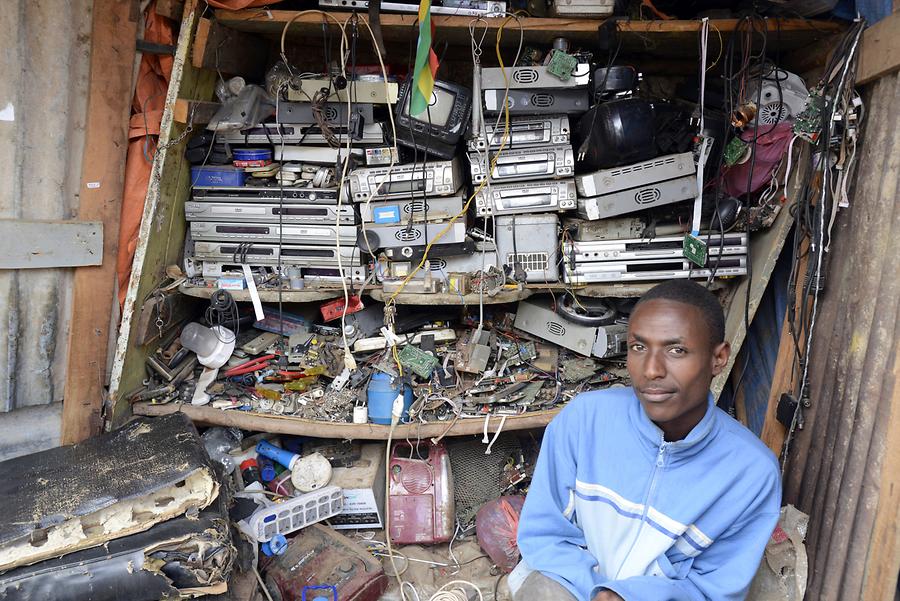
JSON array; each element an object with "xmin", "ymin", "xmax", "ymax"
[{"xmin": 134, "ymin": 294, "xmax": 630, "ymax": 424}]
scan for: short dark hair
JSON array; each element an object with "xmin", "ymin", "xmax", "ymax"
[{"xmin": 634, "ymin": 280, "xmax": 726, "ymax": 345}]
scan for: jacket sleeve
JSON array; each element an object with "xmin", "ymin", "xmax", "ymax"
[
  {"xmin": 517, "ymin": 400, "xmax": 601, "ymax": 600},
  {"xmin": 593, "ymin": 469, "xmax": 782, "ymax": 601}
]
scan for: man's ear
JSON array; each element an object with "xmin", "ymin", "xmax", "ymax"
[{"xmin": 711, "ymin": 341, "xmax": 731, "ymax": 376}]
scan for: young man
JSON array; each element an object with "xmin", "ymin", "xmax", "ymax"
[{"xmin": 511, "ymin": 280, "xmax": 781, "ymax": 601}]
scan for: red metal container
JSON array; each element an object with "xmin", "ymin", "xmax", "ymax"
[
  {"xmin": 262, "ymin": 524, "xmax": 387, "ymax": 601},
  {"xmin": 388, "ymin": 440, "xmax": 455, "ymax": 544}
]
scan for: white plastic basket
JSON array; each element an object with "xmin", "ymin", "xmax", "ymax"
[{"xmin": 240, "ymin": 485, "xmax": 343, "ymax": 542}]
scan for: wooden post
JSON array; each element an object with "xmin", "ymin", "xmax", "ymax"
[
  {"xmin": 760, "ymin": 240, "xmax": 810, "ymax": 456},
  {"xmin": 61, "ymin": 0, "xmax": 138, "ymax": 444}
]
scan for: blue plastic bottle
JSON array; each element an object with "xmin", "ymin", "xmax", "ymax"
[{"xmin": 367, "ymin": 372, "xmax": 413, "ymax": 425}]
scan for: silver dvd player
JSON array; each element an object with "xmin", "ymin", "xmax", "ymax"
[
  {"xmin": 360, "ymin": 193, "xmax": 465, "ymax": 224},
  {"xmin": 467, "ymin": 115, "xmax": 570, "ymax": 152},
  {"xmin": 481, "ymin": 65, "xmax": 591, "ymax": 90},
  {"xmin": 363, "ymin": 221, "xmax": 467, "ymax": 252},
  {"xmin": 577, "ymin": 174, "xmax": 698, "ymax": 221},
  {"xmin": 200, "ymin": 261, "xmax": 367, "ymax": 283},
  {"xmin": 192, "ymin": 186, "xmax": 341, "ymax": 205},
  {"xmin": 285, "ymin": 79, "xmax": 399, "ymax": 104},
  {"xmin": 349, "ymin": 158, "xmax": 463, "ymax": 201},
  {"xmin": 273, "ymin": 145, "xmax": 365, "ymax": 164},
  {"xmin": 192, "ymin": 241, "xmax": 363, "ymax": 267},
  {"xmin": 318, "ymin": 0, "xmax": 506, "ymax": 17},
  {"xmin": 376, "ymin": 247, "xmax": 499, "ymax": 282},
  {"xmin": 548, "ymin": 0, "xmax": 614, "ymax": 17},
  {"xmin": 469, "ymin": 144, "xmax": 574, "ymax": 183},
  {"xmin": 563, "ymin": 256, "xmax": 748, "ymax": 283},
  {"xmin": 564, "ymin": 233, "xmax": 748, "ymax": 262},
  {"xmin": 222, "ymin": 122, "xmax": 385, "ymax": 145},
  {"xmin": 575, "ymin": 152, "xmax": 696, "ymax": 198},
  {"xmin": 185, "ymin": 202, "xmax": 356, "ymax": 225},
  {"xmin": 514, "ymin": 299, "xmax": 627, "ymax": 358},
  {"xmin": 483, "ymin": 89, "xmax": 590, "ymax": 115},
  {"xmin": 276, "ymin": 102, "xmax": 374, "ymax": 125},
  {"xmin": 190, "ymin": 222, "xmax": 358, "ymax": 245},
  {"xmin": 474, "ymin": 179, "xmax": 576, "ymax": 216}
]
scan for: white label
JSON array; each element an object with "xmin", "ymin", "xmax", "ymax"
[{"xmin": 87, "ymin": 182, "xmax": 101, "ymax": 189}]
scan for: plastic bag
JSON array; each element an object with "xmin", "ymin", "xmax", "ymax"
[
  {"xmin": 201, "ymin": 427, "xmax": 244, "ymax": 473},
  {"xmin": 476, "ymin": 495, "xmax": 526, "ymax": 572}
]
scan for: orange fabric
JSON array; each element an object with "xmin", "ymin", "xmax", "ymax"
[{"xmin": 116, "ymin": 2, "xmax": 175, "ymax": 308}]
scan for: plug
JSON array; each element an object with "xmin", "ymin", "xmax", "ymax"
[{"xmin": 390, "ymin": 392, "xmax": 405, "ymax": 426}]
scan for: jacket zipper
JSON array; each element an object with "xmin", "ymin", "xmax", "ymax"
[{"xmin": 612, "ymin": 440, "xmax": 669, "ymax": 580}]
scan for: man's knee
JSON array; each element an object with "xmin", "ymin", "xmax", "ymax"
[{"xmin": 512, "ymin": 571, "xmax": 579, "ymax": 601}]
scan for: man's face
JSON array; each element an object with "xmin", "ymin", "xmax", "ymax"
[{"xmin": 626, "ymin": 299, "xmax": 730, "ymax": 441}]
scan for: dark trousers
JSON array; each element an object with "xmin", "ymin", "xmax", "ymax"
[{"xmin": 512, "ymin": 571, "xmax": 579, "ymax": 601}]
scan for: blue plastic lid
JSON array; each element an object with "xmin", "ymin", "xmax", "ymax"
[{"xmin": 261, "ymin": 533, "xmax": 288, "ymax": 556}]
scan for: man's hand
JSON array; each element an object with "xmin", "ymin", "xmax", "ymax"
[{"xmin": 593, "ymin": 590, "xmax": 625, "ymax": 601}]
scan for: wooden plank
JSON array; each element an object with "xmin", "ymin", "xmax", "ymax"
[
  {"xmin": 0, "ymin": 220, "xmax": 102, "ymax": 269},
  {"xmin": 173, "ymin": 98, "xmax": 220, "ymax": 125},
  {"xmin": 60, "ymin": 0, "xmax": 138, "ymax": 445},
  {"xmin": 857, "ymin": 11, "xmax": 900, "ymax": 85},
  {"xmin": 179, "ymin": 282, "xmax": 341, "ymax": 303},
  {"xmin": 215, "ymin": 11, "xmax": 840, "ymax": 52},
  {"xmin": 760, "ymin": 241, "xmax": 810, "ymax": 456},
  {"xmin": 108, "ymin": 2, "xmax": 217, "ymax": 425},
  {"xmin": 133, "ymin": 401, "xmax": 559, "ymax": 439},
  {"xmin": 860, "ymin": 343, "xmax": 900, "ymax": 599},
  {"xmin": 192, "ymin": 17, "xmax": 268, "ymax": 78},
  {"xmin": 711, "ymin": 196, "xmax": 796, "ymax": 399},
  {"xmin": 155, "ymin": 0, "xmax": 185, "ymax": 21}
]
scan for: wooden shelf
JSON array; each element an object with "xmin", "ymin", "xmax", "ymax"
[
  {"xmin": 179, "ymin": 282, "xmax": 342, "ymax": 302},
  {"xmin": 133, "ymin": 401, "xmax": 559, "ymax": 439},
  {"xmin": 214, "ymin": 10, "xmax": 841, "ymax": 56}
]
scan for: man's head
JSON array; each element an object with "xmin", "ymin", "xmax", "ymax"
[{"xmin": 626, "ymin": 280, "xmax": 731, "ymax": 441}]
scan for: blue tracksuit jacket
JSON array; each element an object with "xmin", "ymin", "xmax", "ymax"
[{"xmin": 514, "ymin": 387, "xmax": 781, "ymax": 601}]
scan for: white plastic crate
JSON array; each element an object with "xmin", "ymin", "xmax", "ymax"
[{"xmin": 239, "ymin": 485, "xmax": 343, "ymax": 542}]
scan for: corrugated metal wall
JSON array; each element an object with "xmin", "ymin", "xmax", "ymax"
[
  {"xmin": 783, "ymin": 71, "xmax": 900, "ymax": 600},
  {"xmin": 0, "ymin": 1, "xmax": 92, "ymax": 412}
]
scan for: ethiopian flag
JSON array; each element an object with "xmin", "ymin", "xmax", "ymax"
[{"xmin": 410, "ymin": 0, "xmax": 440, "ymax": 118}]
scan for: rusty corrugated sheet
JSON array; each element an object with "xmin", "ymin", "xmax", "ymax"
[
  {"xmin": 0, "ymin": 1, "xmax": 92, "ymax": 411},
  {"xmin": 783, "ymin": 71, "xmax": 900, "ymax": 600}
]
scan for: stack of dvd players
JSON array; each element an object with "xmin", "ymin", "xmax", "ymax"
[
  {"xmin": 349, "ymin": 158, "xmax": 475, "ymax": 288},
  {"xmin": 469, "ymin": 112, "xmax": 580, "ymax": 282},
  {"xmin": 562, "ymin": 231, "xmax": 749, "ymax": 284},
  {"xmin": 186, "ymin": 186, "xmax": 366, "ymax": 286}
]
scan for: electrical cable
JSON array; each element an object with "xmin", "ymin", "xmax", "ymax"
[{"xmin": 384, "ymin": 14, "xmax": 523, "ymax": 306}]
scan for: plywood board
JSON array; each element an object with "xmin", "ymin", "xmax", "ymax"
[{"xmin": 0, "ymin": 220, "xmax": 102, "ymax": 269}]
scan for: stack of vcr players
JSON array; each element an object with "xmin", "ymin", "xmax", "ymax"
[
  {"xmin": 186, "ymin": 185, "xmax": 365, "ymax": 286},
  {"xmin": 470, "ymin": 62, "xmax": 591, "ymax": 282},
  {"xmin": 349, "ymin": 156, "xmax": 475, "ymax": 293}
]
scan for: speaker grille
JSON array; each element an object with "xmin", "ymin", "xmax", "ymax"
[
  {"xmin": 547, "ymin": 321, "xmax": 565, "ymax": 336},
  {"xmin": 406, "ymin": 199, "xmax": 429, "ymax": 214},
  {"xmin": 531, "ymin": 93, "xmax": 554, "ymax": 108},
  {"xmin": 395, "ymin": 228, "xmax": 423, "ymax": 242},
  {"xmin": 635, "ymin": 188, "xmax": 662, "ymax": 204},
  {"xmin": 513, "ymin": 69, "xmax": 539, "ymax": 84},
  {"xmin": 323, "ymin": 106, "xmax": 339, "ymax": 122}
]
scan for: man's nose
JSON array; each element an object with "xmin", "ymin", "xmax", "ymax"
[{"xmin": 644, "ymin": 350, "xmax": 666, "ymax": 380}]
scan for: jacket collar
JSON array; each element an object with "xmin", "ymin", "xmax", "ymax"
[{"xmin": 627, "ymin": 388, "xmax": 719, "ymax": 462}]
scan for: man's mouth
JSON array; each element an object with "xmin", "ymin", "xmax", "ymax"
[{"xmin": 640, "ymin": 388, "xmax": 676, "ymax": 403}]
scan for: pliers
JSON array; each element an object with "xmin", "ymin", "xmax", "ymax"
[{"xmin": 223, "ymin": 354, "xmax": 277, "ymax": 378}]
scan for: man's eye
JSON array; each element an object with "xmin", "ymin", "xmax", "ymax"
[
  {"xmin": 629, "ymin": 343, "xmax": 645, "ymax": 352},
  {"xmin": 669, "ymin": 347, "xmax": 687, "ymax": 356}
]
